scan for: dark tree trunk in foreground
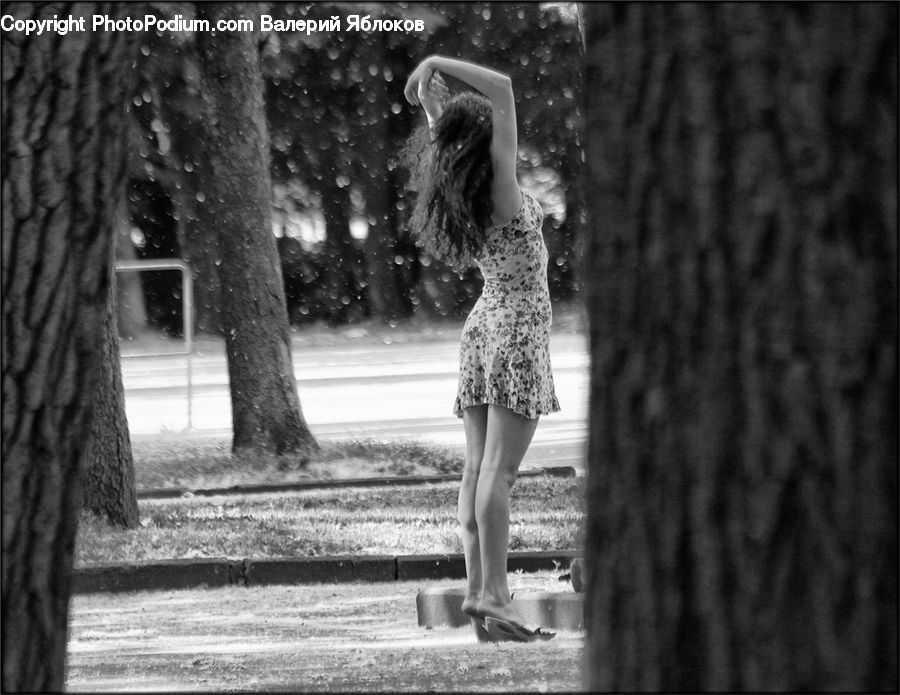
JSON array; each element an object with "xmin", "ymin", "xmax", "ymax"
[
  {"xmin": 1, "ymin": 4, "xmax": 135, "ymax": 691},
  {"xmin": 582, "ymin": 3, "xmax": 897, "ymax": 692},
  {"xmin": 196, "ymin": 2, "xmax": 318, "ymax": 456},
  {"xmin": 82, "ymin": 270, "xmax": 140, "ymax": 528}
]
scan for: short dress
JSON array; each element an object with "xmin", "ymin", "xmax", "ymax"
[{"xmin": 453, "ymin": 190, "xmax": 561, "ymax": 419}]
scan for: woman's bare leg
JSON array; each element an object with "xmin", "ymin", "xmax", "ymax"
[
  {"xmin": 475, "ymin": 404, "xmax": 538, "ymax": 624},
  {"xmin": 459, "ymin": 405, "xmax": 488, "ymax": 617}
]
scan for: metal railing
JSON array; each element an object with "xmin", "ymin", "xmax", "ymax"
[{"xmin": 115, "ymin": 259, "xmax": 194, "ymax": 429}]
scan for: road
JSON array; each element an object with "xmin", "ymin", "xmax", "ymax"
[{"xmin": 121, "ymin": 331, "xmax": 589, "ymax": 473}]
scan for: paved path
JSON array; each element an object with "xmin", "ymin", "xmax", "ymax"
[{"xmin": 123, "ymin": 331, "xmax": 589, "ymax": 473}]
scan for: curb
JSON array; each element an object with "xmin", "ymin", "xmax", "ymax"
[
  {"xmin": 72, "ymin": 550, "xmax": 582, "ymax": 595},
  {"xmin": 416, "ymin": 587, "xmax": 584, "ymax": 631},
  {"xmin": 136, "ymin": 466, "xmax": 577, "ymax": 501},
  {"xmin": 74, "ymin": 558, "xmax": 233, "ymax": 594}
]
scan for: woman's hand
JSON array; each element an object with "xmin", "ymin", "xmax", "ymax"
[
  {"xmin": 405, "ymin": 58, "xmax": 450, "ymax": 125},
  {"xmin": 404, "ymin": 57, "xmax": 436, "ymax": 107},
  {"xmin": 418, "ymin": 71, "xmax": 450, "ymax": 125}
]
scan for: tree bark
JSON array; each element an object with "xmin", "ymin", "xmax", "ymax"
[
  {"xmin": 174, "ymin": 168, "xmax": 224, "ymax": 336},
  {"xmin": 363, "ymin": 169, "xmax": 415, "ymax": 321},
  {"xmin": 1, "ymin": 3, "xmax": 136, "ymax": 690},
  {"xmin": 360, "ymin": 34, "xmax": 416, "ymax": 322},
  {"xmin": 196, "ymin": 2, "xmax": 318, "ymax": 456},
  {"xmin": 582, "ymin": 3, "xmax": 897, "ymax": 692},
  {"xmin": 123, "ymin": 30, "xmax": 224, "ymax": 336},
  {"xmin": 158, "ymin": 58, "xmax": 225, "ymax": 336},
  {"xmin": 321, "ymin": 178, "xmax": 365, "ymax": 325},
  {"xmin": 115, "ymin": 198, "xmax": 150, "ymax": 339},
  {"xmin": 81, "ymin": 269, "xmax": 140, "ymax": 528}
]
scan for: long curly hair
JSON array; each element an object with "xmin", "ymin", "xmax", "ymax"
[{"xmin": 396, "ymin": 92, "xmax": 494, "ymax": 269}]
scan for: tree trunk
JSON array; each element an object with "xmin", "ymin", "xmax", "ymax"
[
  {"xmin": 81, "ymin": 269, "xmax": 140, "ymax": 528},
  {"xmin": 115, "ymin": 198, "xmax": 150, "ymax": 339},
  {"xmin": 582, "ymin": 3, "xmax": 897, "ymax": 692},
  {"xmin": 196, "ymin": 2, "xmax": 318, "ymax": 456},
  {"xmin": 321, "ymin": 178, "xmax": 365, "ymax": 325},
  {"xmin": 364, "ymin": 172, "xmax": 414, "ymax": 321},
  {"xmin": 547, "ymin": 139, "xmax": 585, "ymax": 300},
  {"xmin": 361, "ymin": 35, "xmax": 416, "ymax": 322},
  {"xmin": 1, "ymin": 4, "xmax": 135, "ymax": 691},
  {"xmin": 175, "ymin": 148, "xmax": 224, "ymax": 336},
  {"xmin": 161, "ymin": 75, "xmax": 225, "ymax": 336}
]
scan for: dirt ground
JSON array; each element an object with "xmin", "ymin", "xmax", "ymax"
[{"xmin": 66, "ymin": 575, "xmax": 585, "ymax": 692}]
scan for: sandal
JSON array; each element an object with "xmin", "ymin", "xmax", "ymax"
[
  {"xmin": 470, "ymin": 616, "xmax": 491, "ymax": 643},
  {"xmin": 484, "ymin": 616, "xmax": 556, "ymax": 643},
  {"xmin": 462, "ymin": 605, "xmax": 491, "ymax": 643}
]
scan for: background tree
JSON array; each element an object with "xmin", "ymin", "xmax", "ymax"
[
  {"xmin": 196, "ymin": 1, "xmax": 318, "ymax": 456},
  {"xmin": 261, "ymin": 4, "xmax": 431, "ymax": 325},
  {"xmin": 357, "ymin": 29, "xmax": 419, "ymax": 322},
  {"xmin": 126, "ymin": 10, "xmax": 225, "ymax": 336},
  {"xmin": 263, "ymin": 9, "xmax": 366, "ymax": 324},
  {"xmin": 581, "ymin": 3, "xmax": 897, "ymax": 692},
  {"xmin": 114, "ymin": 199, "xmax": 150, "ymax": 339},
  {"xmin": 1, "ymin": 3, "xmax": 137, "ymax": 690},
  {"xmin": 151, "ymin": 29, "xmax": 225, "ymax": 335},
  {"xmin": 81, "ymin": 269, "xmax": 140, "ymax": 528}
]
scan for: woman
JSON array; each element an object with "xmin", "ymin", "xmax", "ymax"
[{"xmin": 401, "ymin": 56, "xmax": 560, "ymax": 643}]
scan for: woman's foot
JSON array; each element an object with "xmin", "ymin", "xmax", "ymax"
[
  {"xmin": 461, "ymin": 594, "xmax": 491, "ymax": 643},
  {"xmin": 475, "ymin": 595, "xmax": 525, "ymax": 627},
  {"xmin": 461, "ymin": 594, "xmax": 482, "ymax": 620},
  {"xmin": 477, "ymin": 596, "xmax": 555, "ymax": 642}
]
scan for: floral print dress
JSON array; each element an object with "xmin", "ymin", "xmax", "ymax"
[{"xmin": 453, "ymin": 190, "xmax": 561, "ymax": 420}]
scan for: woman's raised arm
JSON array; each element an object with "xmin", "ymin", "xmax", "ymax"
[{"xmin": 405, "ymin": 56, "xmax": 520, "ymax": 222}]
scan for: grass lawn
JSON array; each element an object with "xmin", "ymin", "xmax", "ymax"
[
  {"xmin": 131, "ymin": 436, "xmax": 468, "ymax": 491},
  {"xmin": 78, "ymin": 436, "xmax": 585, "ymax": 566},
  {"xmin": 76, "ymin": 476, "xmax": 584, "ymax": 565}
]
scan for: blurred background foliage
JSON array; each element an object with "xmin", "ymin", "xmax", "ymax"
[{"xmin": 122, "ymin": 1, "xmax": 583, "ymax": 336}]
